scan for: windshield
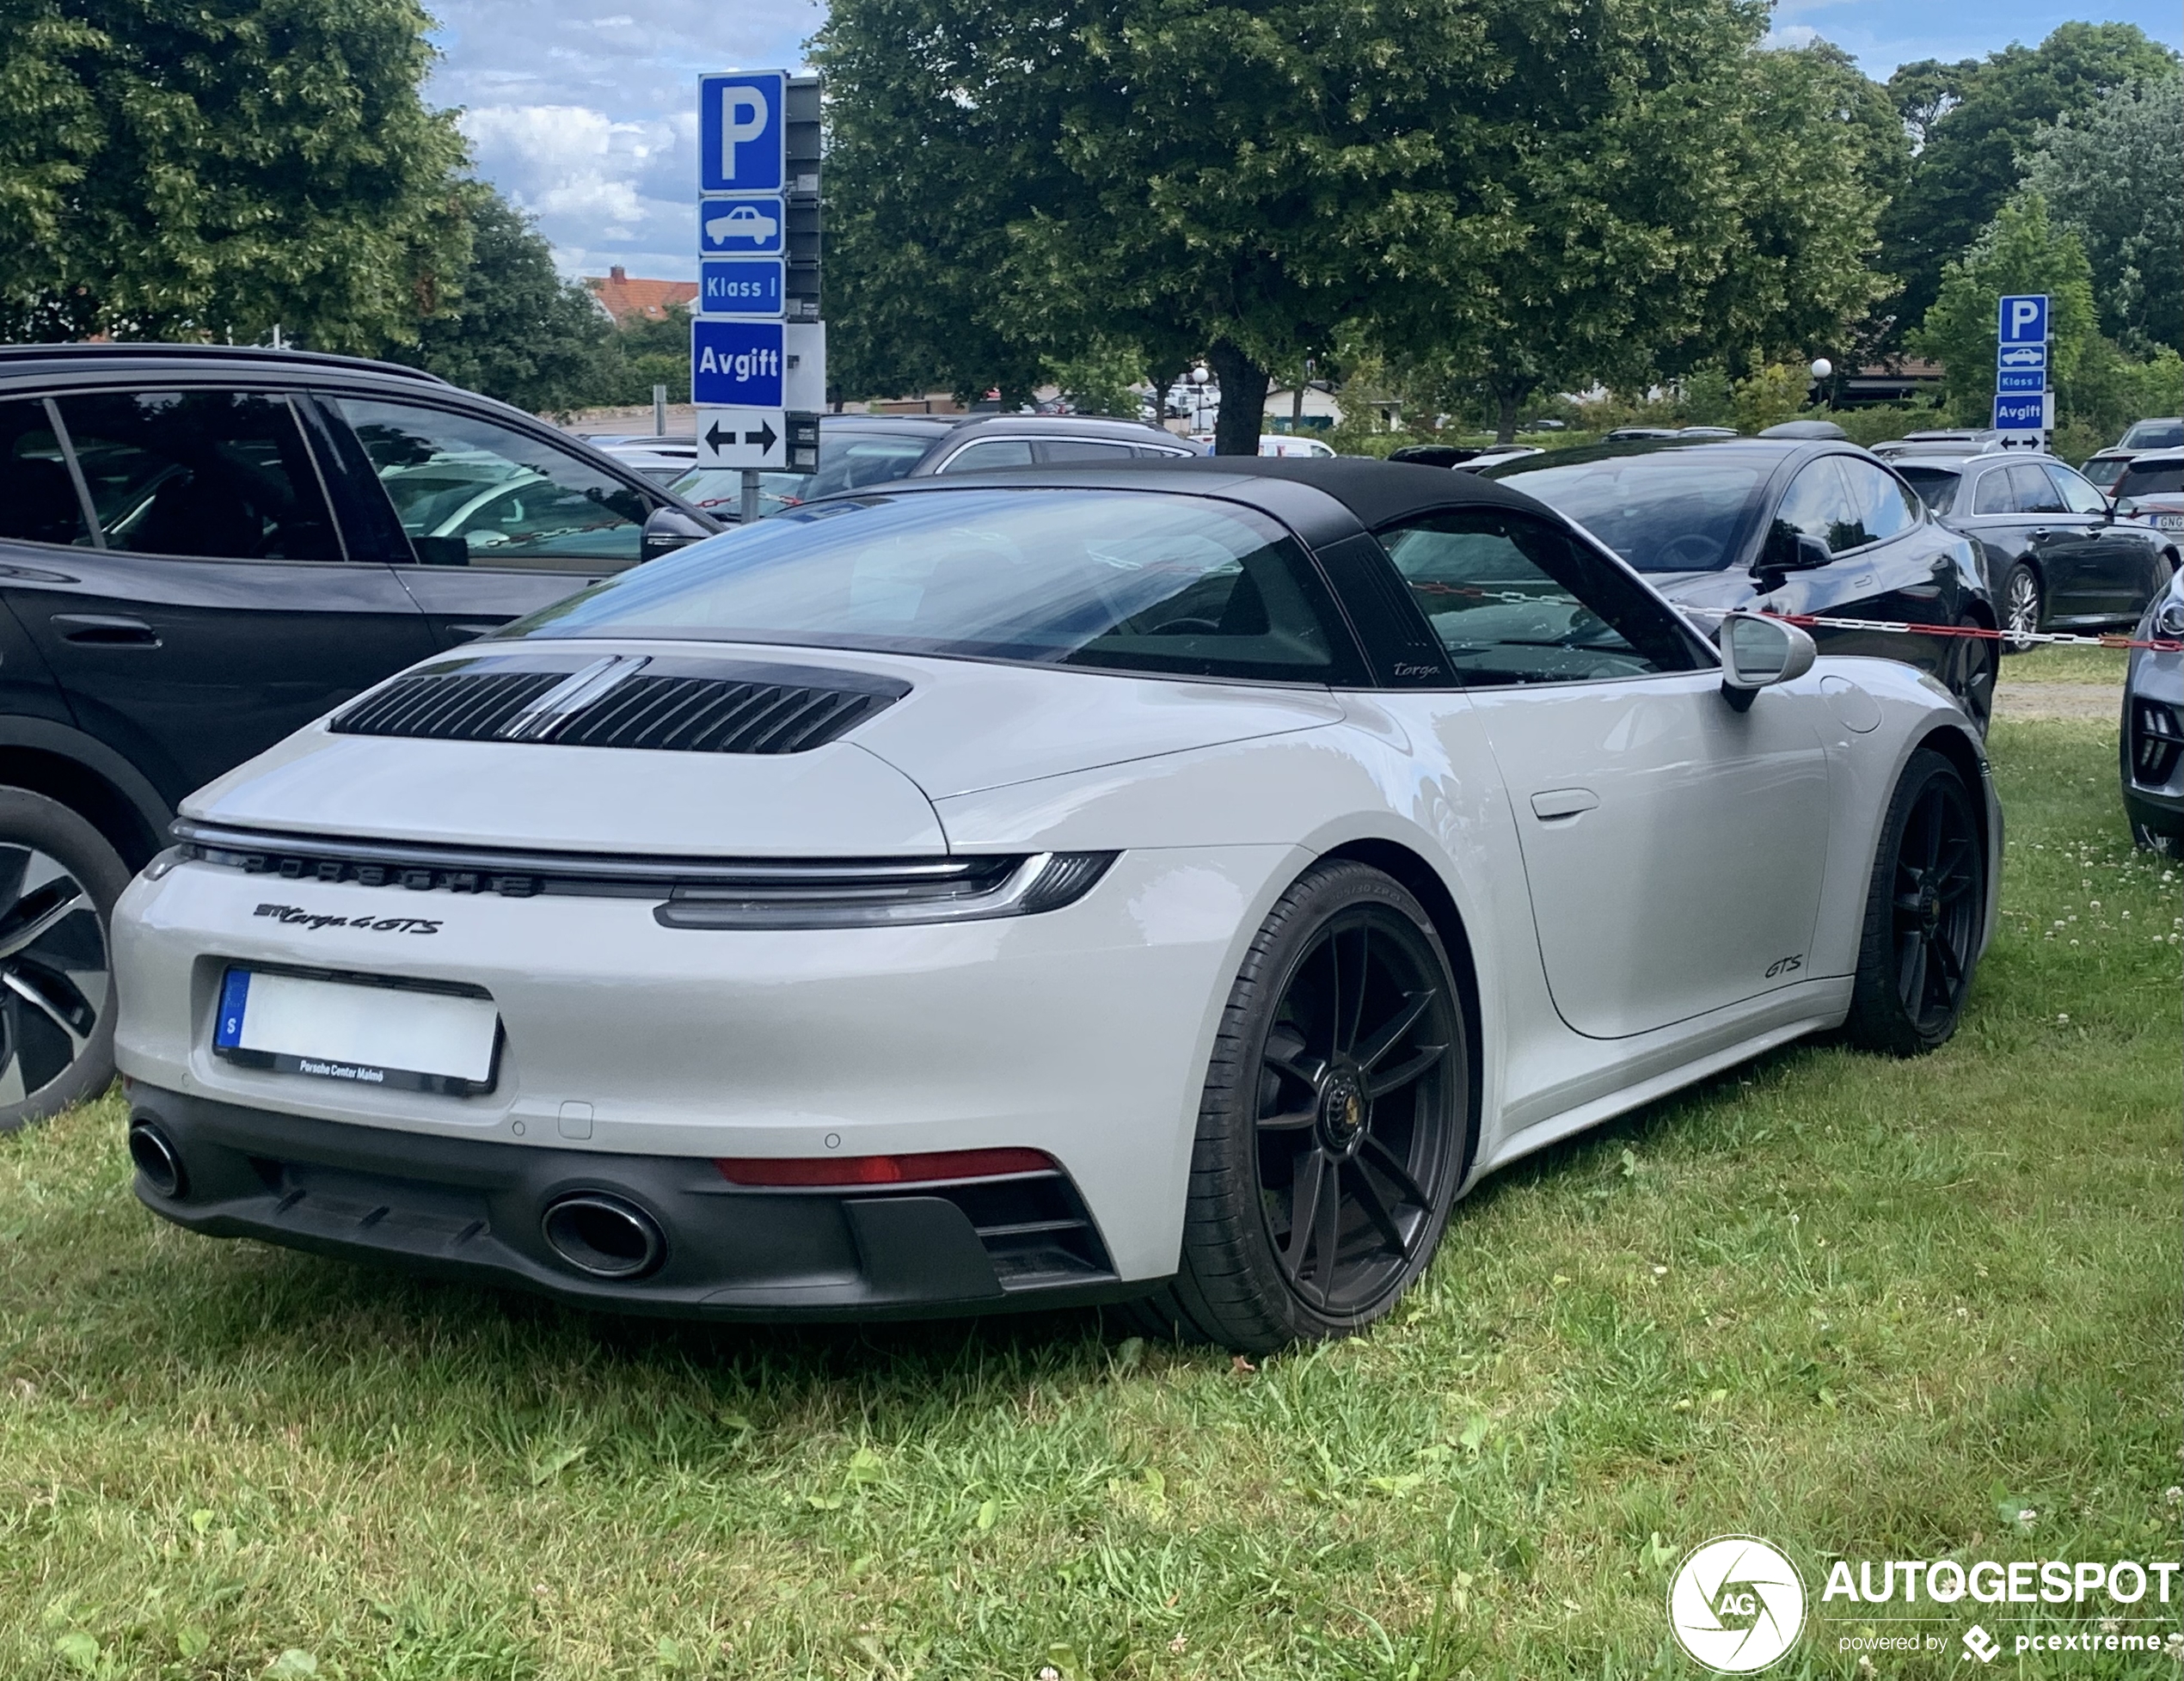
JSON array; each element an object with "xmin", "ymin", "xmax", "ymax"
[
  {"xmin": 510, "ymin": 488, "xmax": 1351, "ymax": 684},
  {"xmin": 2116, "ymin": 460, "xmax": 2184, "ymax": 499},
  {"xmin": 1484, "ymin": 452, "xmax": 1767, "ymax": 572},
  {"xmin": 1896, "ymin": 466, "xmax": 1961, "ymax": 515},
  {"xmin": 802, "ymin": 432, "xmax": 936, "ymax": 497},
  {"xmin": 2120, "ymin": 421, "xmax": 2184, "ymax": 451}
]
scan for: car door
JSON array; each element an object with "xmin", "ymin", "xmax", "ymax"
[
  {"xmin": 2040, "ymin": 459, "xmax": 2159, "ymax": 622},
  {"xmin": 1374, "ymin": 506, "xmax": 1832, "ymax": 1038},
  {"xmin": 27, "ymin": 388, "xmax": 437, "ymax": 801},
  {"xmin": 1950, "ymin": 460, "xmax": 2037, "ymax": 602},
  {"xmin": 313, "ymin": 393, "xmax": 659, "ymax": 645},
  {"xmin": 1998, "ymin": 460, "xmax": 2108, "ymax": 623}
]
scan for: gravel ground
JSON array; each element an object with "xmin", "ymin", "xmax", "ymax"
[{"xmin": 1993, "ymin": 679, "xmax": 2124, "ymax": 722}]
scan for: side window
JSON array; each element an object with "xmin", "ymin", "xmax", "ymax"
[
  {"xmin": 1377, "ymin": 509, "xmax": 1704, "ymax": 687},
  {"xmin": 939, "ymin": 439, "xmax": 1035, "ymax": 473},
  {"xmin": 1972, "ymin": 469, "xmax": 2017, "ymax": 516},
  {"xmin": 2008, "ymin": 463, "xmax": 2067, "ymax": 516},
  {"xmin": 1771, "ymin": 459, "xmax": 1863, "ymax": 554},
  {"xmin": 2042, "ymin": 463, "xmax": 2107, "ymax": 515},
  {"xmin": 0, "ymin": 400, "xmax": 93, "ymax": 548},
  {"xmin": 334, "ymin": 398, "xmax": 649, "ymax": 571},
  {"xmin": 1837, "ymin": 458, "xmax": 1920, "ymax": 546},
  {"xmin": 55, "ymin": 391, "xmax": 340, "ymax": 561},
  {"xmin": 1036, "ymin": 439, "xmax": 1137, "ymax": 463}
]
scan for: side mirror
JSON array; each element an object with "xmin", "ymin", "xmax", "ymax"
[
  {"xmin": 2113, "ymin": 497, "xmax": 2139, "ymax": 518},
  {"xmin": 641, "ymin": 505, "xmax": 715, "ymax": 562},
  {"xmin": 1718, "ymin": 610, "xmax": 1816, "ymax": 711},
  {"xmin": 1753, "ymin": 524, "xmax": 1834, "ymax": 581}
]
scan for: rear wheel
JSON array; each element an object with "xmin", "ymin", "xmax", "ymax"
[
  {"xmin": 2000, "ymin": 563, "xmax": 2043, "ymax": 654},
  {"xmin": 1843, "ymin": 751, "xmax": 1985, "ymax": 1056},
  {"xmin": 0, "ymin": 789, "xmax": 126, "ymax": 1132},
  {"xmin": 1128, "ymin": 862, "xmax": 1470, "ymax": 1351}
]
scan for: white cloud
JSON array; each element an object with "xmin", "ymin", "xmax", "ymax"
[{"xmin": 1762, "ymin": 23, "xmax": 1821, "ymax": 49}]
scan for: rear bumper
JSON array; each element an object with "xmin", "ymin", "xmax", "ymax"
[{"xmin": 125, "ymin": 1083, "xmax": 1144, "ymax": 1320}]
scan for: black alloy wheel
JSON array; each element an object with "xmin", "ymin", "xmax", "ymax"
[
  {"xmin": 2000, "ymin": 563, "xmax": 2043, "ymax": 654},
  {"xmin": 0, "ymin": 790, "xmax": 127, "ymax": 1132},
  {"xmin": 1127, "ymin": 862, "xmax": 1470, "ymax": 1349},
  {"xmin": 1844, "ymin": 750, "xmax": 1985, "ymax": 1055}
]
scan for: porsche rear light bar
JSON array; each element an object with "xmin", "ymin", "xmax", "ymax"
[{"xmin": 714, "ymin": 1147, "xmax": 1057, "ymax": 1187}]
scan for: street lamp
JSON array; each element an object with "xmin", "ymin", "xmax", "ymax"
[
  {"xmin": 1187, "ymin": 365, "xmax": 1209, "ymax": 434},
  {"xmin": 1809, "ymin": 358, "xmax": 1833, "ymax": 409}
]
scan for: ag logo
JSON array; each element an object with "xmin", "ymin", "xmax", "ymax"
[{"xmin": 1666, "ymin": 1536, "xmax": 1806, "ymax": 1672}]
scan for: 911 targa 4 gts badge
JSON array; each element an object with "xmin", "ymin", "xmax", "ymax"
[{"xmin": 252, "ymin": 903, "xmax": 442, "ymax": 935}]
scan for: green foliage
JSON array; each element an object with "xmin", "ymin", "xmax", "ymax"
[
  {"xmin": 0, "ymin": 0, "xmax": 468, "ymax": 349},
  {"xmin": 1912, "ymin": 193, "xmax": 2099, "ymax": 425},
  {"xmin": 391, "ymin": 187, "xmax": 616, "ymax": 414},
  {"xmin": 1878, "ymin": 24, "xmax": 2178, "ymax": 337},
  {"xmin": 2023, "ymin": 71, "xmax": 2184, "ymax": 355},
  {"xmin": 1728, "ymin": 363, "xmax": 1812, "ymax": 434},
  {"xmin": 1046, "ymin": 339, "xmax": 1147, "ymax": 420},
  {"xmin": 597, "ymin": 304, "xmax": 692, "ymax": 410}
]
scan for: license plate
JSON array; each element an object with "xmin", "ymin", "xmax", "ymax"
[{"xmin": 212, "ymin": 968, "xmax": 501, "ymax": 1095}]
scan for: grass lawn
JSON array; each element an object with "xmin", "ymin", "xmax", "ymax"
[{"xmin": 2, "ymin": 718, "xmax": 2177, "ymax": 1680}]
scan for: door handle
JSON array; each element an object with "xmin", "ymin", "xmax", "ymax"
[
  {"xmin": 52, "ymin": 613, "xmax": 158, "ymax": 647},
  {"xmin": 1531, "ymin": 788, "xmax": 1600, "ymax": 820}
]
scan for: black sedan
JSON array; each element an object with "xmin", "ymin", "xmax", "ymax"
[
  {"xmin": 1484, "ymin": 440, "xmax": 1998, "ymax": 731},
  {"xmin": 1890, "ymin": 451, "xmax": 2175, "ymax": 653}
]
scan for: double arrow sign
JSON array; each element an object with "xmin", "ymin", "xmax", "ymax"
[{"xmin": 705, "ymin": 415, "xmax": 776, "ymax": 455}]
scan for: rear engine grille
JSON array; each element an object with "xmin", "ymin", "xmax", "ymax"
[
  {"xmin": 2130, "ymin": 698, "xmax": 2183, "ymax": 788},
  {"xmin": 331, "ymin": 653, "xmax": 906, "ymax": 755}
]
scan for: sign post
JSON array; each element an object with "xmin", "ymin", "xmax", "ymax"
[
  {"xmin": 693, "ymin": 69, "xmax": 823, "ymax": 523},
  {"xmin": 1994, "ymin": 294, "xmax": 2050, "ymax": 448}
]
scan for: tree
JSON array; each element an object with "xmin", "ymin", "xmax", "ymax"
[
  {"xmin": 0, "ymin": 0, "xmax": 468, "ymax": 349},
  {"xmin": 1910, "ymin": 193, "xmax": 2096, "ymax": 426},
  {"xmin": 1877, "ymin": 24, "xmax": 2177, "ymax": 336},
  {"xmin": 2023, "ymin": 71, "xmax": 2183, "ymax": 355},
  {"xmin": 392, "ymin": 187, "xmax": 615, "ymax": 413}
]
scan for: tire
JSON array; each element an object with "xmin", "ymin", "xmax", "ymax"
[
  {"xmin": 1999, "ymin": 562, "xmax": 2042, "ymax": 654},
  {"xmin": 0, "ymin": 789, "xmax": 126, "ymax": 1133},
  {"xmin": 1126, "ymin": 861, "xmax": 1472, "ymax": 1351},
  {"xmin": 1842, "ymin": 750, "xmax": 1985, "ymax": 1057},
  {"xmin": 1950, "ymin": 617, "xmax": 1997, "ymax": 737}
]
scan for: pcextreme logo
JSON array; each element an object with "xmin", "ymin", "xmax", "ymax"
[{"xmin": 1668, "ymin": 1536, "xmax": 1807, "ymax": 1673}]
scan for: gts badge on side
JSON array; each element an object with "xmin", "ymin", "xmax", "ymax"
[
  {"xmin": 254, "ymin": 903, "xmax": 442, "ymax": 936},
  {"xmin": 1765, "ymin": 953, "xmax": 1804, "ymax": 979}
]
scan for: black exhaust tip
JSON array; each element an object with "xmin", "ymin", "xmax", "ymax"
[
  {"xmin": 541, "ymin": 1193, "xmax": 666, "ymax": 1279},
  {"xmin": 128, "ymin": 1120, "xmax": 186, "ymax": 1199}
]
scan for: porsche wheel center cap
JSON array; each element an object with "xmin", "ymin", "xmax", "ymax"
[{"xmin": 1318, "ymin": 1068, "xmax": 1367, "ymax": 1152}]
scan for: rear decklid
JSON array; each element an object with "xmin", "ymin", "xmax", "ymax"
[{"xmin": 181, "ymin": 641, "xmax": 1345, "ymax": 855}]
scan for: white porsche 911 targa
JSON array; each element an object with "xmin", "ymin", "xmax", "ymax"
[{"xmin": 113, "ymin": 460, "xmax": 2000, "ymax": 1350}]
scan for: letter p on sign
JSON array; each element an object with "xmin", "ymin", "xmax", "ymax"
[
  {"xmin": 719, "ymin": 86, "xmax": 766, "ymax": 174},
  {"xmin": 1999, "ymin": 293, "xmax": 2048, "ymax": 346}
]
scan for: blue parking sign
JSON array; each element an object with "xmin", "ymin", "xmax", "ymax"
[
  {"xmin": 691, "ymin": 320, "xmax": 784, "ymax": 407},
  {"xmin": 1997, "ymin": 293, "xmax": 2049, "ymax": 346},
  {"xmin": 701, "ymin": 195, "xmax": 784, "ymax": 255},
  {"xmin": 700, "ymin": 71, "xmax": 784, "ymax": 193},
  {"xmin": 699, "ymin": 259, "xmax": 784, "ymax": 318}
]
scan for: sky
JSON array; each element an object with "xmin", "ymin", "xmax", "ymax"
[{"xmin": 426, "ymin": 0, "xmax": 2184, "ymax": 285}]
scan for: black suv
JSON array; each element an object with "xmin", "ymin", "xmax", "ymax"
[{"xmin": 0, "ymin": 343, "xmax": 718, "ymax": 1127}]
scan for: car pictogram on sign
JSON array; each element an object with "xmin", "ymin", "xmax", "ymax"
[{"xmin": 706, "ymin": 205, "xmax": 778, "ymax": 245}]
